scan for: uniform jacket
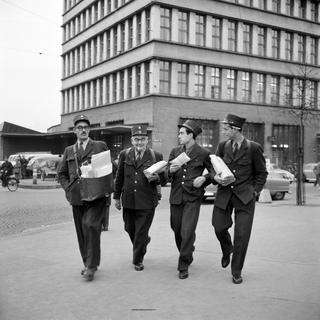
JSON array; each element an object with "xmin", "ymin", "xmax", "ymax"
[
  {"xmin": 214, "ymin": 139, "xmax": 268, "ymax": 210},
  {"xmin": 168, "ymin": 143, "xmax": 214, "ymax": 205},
  {"xmin": 58, "ymin": 139, "xmax": 108, "ymax": 206},
  {"xmin": 113, "ymin": 147, "xmax": 165, "ymax": 210}
]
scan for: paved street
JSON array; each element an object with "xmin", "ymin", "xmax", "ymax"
[{"xmin": 0, "ymin": 183, "xmax": 319, "ymax": 319}]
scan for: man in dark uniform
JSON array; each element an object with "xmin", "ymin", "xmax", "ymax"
[
  {"xmin": 166, "ymin": 119, "xmax": 214, "ymax": 279},
  {"xmin": 58, "ymin": 114, "xmax": 109, "ymax": 281},
  {"xmin": 114, "ymin": 125, "xmax": 165, "ymax": 271},
  {"xmin": 212, "ymin": 114, "xmax": 268, "ymax": 284},
  {"xmin": 0, "ymin": 157, "xmax": 14, "ymax": 186}
]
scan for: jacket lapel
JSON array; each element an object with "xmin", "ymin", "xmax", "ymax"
[
  {"xmin": 82, "ymin": 139, "xmax": 94, "ymax": 160},
  {"xmin": 136, "ymin": 148, "xmax": 149, "ymax": 169},
  {"xmin": 225, "ymin": 140, "xmax": 234, "ymax": 159},
  {"xmin": 234, "ymin": 139, "xmax": 248, "ymax": 161}
]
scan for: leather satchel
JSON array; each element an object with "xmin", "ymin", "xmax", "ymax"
[{"xmin": 73, "ymin": 145, "xmax": 114, "ymax": 202}]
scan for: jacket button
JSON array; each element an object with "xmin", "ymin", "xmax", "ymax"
[
  {"xmin": 231, "ymin": 186, "xmax": 234, "ymax": 189},
  {"xmin": 183, "ymin": 175, "xmax": 185, "ymax": 178},
  {"xmin": 134, "ymin": 189, "xmax": 136, "ymax": 192},
  {"xmin": 134, "ymin": 181, "xmax": 137, "ymax": 184},
  {"xmin": 181, "ymin": 182, "xmax": 184, "ymax": 185},
  {"xmin": 233, "ymin": 170, "xmax": 236, "ymax": 173}
]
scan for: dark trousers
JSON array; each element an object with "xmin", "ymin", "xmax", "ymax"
[
  {"xmin": 123, "ymin": 208, "xmax": 155, "ymax": 265},
  {"xmin": 102, "ymin": 197, "xmax": 111, "ymax": 229},
  {"xmin": 72, "ymin": 197, "xmax": 106, "ymax": 269},
  {"xmin": 170, "ymin": 199, "xmax": 201, "ymax": 271},
  {"xmin": 212, "ymin": 194, "xmax": 255, "ymax": 277}
]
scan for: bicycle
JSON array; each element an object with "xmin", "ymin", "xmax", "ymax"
[{"xmin": 0, "ymin": 171, "xmax": 19, "ymax": 192}]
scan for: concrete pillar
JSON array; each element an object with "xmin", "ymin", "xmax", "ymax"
[
  {"xmin": 96, "ymin": 78, "xmax": 100, "ymax": 106},
  {"xmin": 189, "ymin": 12, "xmax": 196, "ymax": 46},
  {"xmin": 171, "ymin": 62, "xmax": 178, "ymax": 95},
  {"xmin": 221, "ymin": 18, "xmax": 228, "ymax": 51},
  {"xmin": 188, "ymin": 64, "xmax": 195, "ymax": 97},
  {"xmin": 124, "ymin": 68, "xmax": 128, "ymax": 100},
  {"xmin": 251, "ymin": 72, "xmax": 258, "ymax": 103},
  {"xmin": 141, "ymin": 10, "xmax": 146, "ymax": 44},
  {"xmin": 90, "ymin": 81, "xmax": 94, "ymax": 108},
  {"xmin": 150, "ymin": 5, "xmax": 160, "ymax": 40},
  {"xmin": 79, "ymin": 85, "xmax": 83, "ymax": 110},
  {"xmin": 205, "ymin": 65, "xmax": 211, "ymax": 98},
  {"xmin": 237, "ymin": 22, "xmax": 244, "ymax": 53},
  {"xmin": 236, "ymin": 71, "xmax": 243, "ymax": 102},
  {"xmin": 279, "ymin": 76, "xmax": 286, "ymax": 106},
  {"xmin": 279, "ymin": 30, "xmax": 286, "ymax": 60},
  {"xmin": 132, "ymin": 66, "xmax": 137, "ymax": 97},
  {"xmin": 252, "ymin": 25, "xmax": 258, "ymax": 55},
  {"xmin": 266, "ymin": 27, "xmax": 272, "ymax": 58},
  {"xmin": 124, "ymin": 20, "xmax": 129, "ymax": 51},
  {"xmin": 150, "ymin": 59, "xmax": 159, "ymax": 94},
  {"xmin": 206, "ymin": 15, "xmax": 212, "ymax": 48},
  {"xmin": 293, "ymin": 33, "xmax": 299, "ymax": 62},
  {"xmin": 110, "ymin": 27, "xmax": 114, "ymax": 57},
  {"xmin": 171, "ymin": 8, "xmax": 179, "ymax": 43},
  {"xmin": 117, "ymin": 24, "xmax": 121, "ymax": 54},
  {"xmin": 116, "ymin": 71, "xmax": 120, "ymax": 101},
  {"xmin": 140, "ymin": 63, "xmax": 145, "ymax": 96}
]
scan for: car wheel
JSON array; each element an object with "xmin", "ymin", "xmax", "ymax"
[{"xmin": 271, "ymin": 192, "xmax": 285, "ymax": 201}]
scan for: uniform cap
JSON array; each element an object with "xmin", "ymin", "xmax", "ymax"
[
  {"xmin": 73, "ymin": 114, "xmax": 90, "ymax": 126},
  {"xmin": 131, "ymin": 124, "xmax": 148, "ymax": 136},
  {"xmin": 221, "ymin": 114, "xmax": 246, "ymax": 130},
  {"xmin": 178, "ymin": 119, "xmax": 202, "ymax": 137}
]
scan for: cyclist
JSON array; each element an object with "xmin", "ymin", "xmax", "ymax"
[{"xmin": 0, "ymin": 157, "xmax": 14, "ymax": 187}]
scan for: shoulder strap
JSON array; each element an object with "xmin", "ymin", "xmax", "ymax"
[
  {"xmin": 149, "ymin": 148, "xmax": 156, "ymax": 163},
  {"xmin": 125, "ymin": 147, "xmax": 131, "ymax": 157},
  {"xmin": 73, "ymin": 144, "xmax": 81, "ymax": 177}
]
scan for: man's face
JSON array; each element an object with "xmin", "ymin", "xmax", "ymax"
[
  {"xmin": 74, "ymin": 121, "xmax": 90, "ymax": 141},
  {"xmin": 131, "ymin": 135, "xmax": 148, "ymax": 152},
  {"xmin": 222, "ymin": 123, "xmax": 239, "ymax": 140},
  {"xmin": 178, "ymin": 127, "xmax": 193, "ymax": 145}
]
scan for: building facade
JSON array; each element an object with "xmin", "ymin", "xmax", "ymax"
[{"xmin": 57, "ymin": 0, "xmax": 320, "ymax": 169}]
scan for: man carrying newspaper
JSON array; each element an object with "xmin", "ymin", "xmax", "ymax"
[
  {"xmin": 211, "ymin": 114, "xmax": 267, "ymax": 284},
  {"xmin": 166, "ymin": 119, "xmax": 214, "ymax": 280}
]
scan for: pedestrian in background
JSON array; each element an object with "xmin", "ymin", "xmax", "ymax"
[
  {"xmin": 20, "ymin": 155, "xmax": 28, "ymax": 179},
  {"xmin": 312, "ymin": 162, "xmax": 320, "ymax": 188},
  {"xmin": 166, "ymin": 119, "xmax": 214, "ymax": 279},
  {"xmin": 114, "ymin": 125, "xmax": 165, "ymax": 271},
  {"xmin": 58, "ymin": 114, "xmax": 109, "ymax": 281},
  {"xmin": 212, "ymin": 114, "xmax": 268, "ymax": 284}
]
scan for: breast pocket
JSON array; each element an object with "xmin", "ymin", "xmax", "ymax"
[{"xmin": 237, "ymin": 156, "xmax": 251, "ymax": 166}]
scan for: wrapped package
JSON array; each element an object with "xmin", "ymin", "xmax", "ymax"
[
  {"xmin": 170, "ymin": 152, "xmax": 190, "ymax": 166},
  {"xmin": 144, "ymin": 160, "xmax": 168, "ymax": 175},
  {"xmin": 210, "ymin": 155, "xmax": 235, "ymax": 183}
]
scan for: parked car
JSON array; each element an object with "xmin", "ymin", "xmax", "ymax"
[
  {"xmin": 203, "ymin": 170, "xmax": 290, "ymax": 201},
  {"xmin": 303, "ymin": 163, "xmax": 317, "ymax": 183},
  {"xmin": 27, "ymin": 154, "xmax": 62, "ymax": 180},
  {"xmin": 268, "ymin": 163, "xmax": 295, "ymax": 183},
  {"xmin": 8, "ymin": 152, "xmax": 52, "ymax": 167}
]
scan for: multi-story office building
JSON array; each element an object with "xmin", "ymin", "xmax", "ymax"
[{"xmin": 56, "ymin": 0, "xmax": 320, "ymax": 168}]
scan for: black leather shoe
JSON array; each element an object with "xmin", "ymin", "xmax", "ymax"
[
  {"xmin": 179, "ymin": 270, "xmax": 189, "ymax": 279},
  {"xmin": 221, "ymin": 254, "xmax": 231, "ymax": 268},
  {"xmin": 102, "ymin": 225, "xmax": 108, "ymax": 231},
  {"xmin": 81, "ymin": 266, "xmax": 97, "ymax": 276},
  {"xmin": 134, "ymin": 262, "xmax": 144, "ymax": 271},
  {"xmin": 232, "ymin": 275, "xmax": 243, "ymax": 284},
  {"xmin": 83, "ymin": 267, "xmax": 96, "ymax": 281}
]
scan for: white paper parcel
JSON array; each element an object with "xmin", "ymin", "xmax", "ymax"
[
  {"xmin": 170, "ymin": 152, "xmax": 190, "ymax": 166},
  {"xmin": 144, "ymin": 160, "xmax": 168, "ymax": 175},
  {"xmin": 80, "ymin": 150, "xmax": 113, "ymax": 178},
  {"xmin": 210, "ymin": 155, "xmax": 235, "ymax": 181}
]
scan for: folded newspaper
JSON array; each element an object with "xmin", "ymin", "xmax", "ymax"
[
  {"xmin": 80, "ymin": 150, "xmax": 113, "ymax": 178},
  {"xmin": 170, "ymin": 152, "xmax": 190, "ymax": 166},
  {"xmin": 144, "ymin": 160, "xmax": 168, "ymax": 175},
  {"xmin": 210, "ymin": 155, "xmax": 235, "ymax": 182}
]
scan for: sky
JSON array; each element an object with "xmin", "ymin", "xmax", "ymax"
[{"xmin": 0, "ymin": 0, "xmax": 62, "ymax": 132}]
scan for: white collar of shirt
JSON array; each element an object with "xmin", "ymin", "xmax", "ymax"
[
  {"xmin": 134, "ymin": 149, "xmax": 145, "ymax": 159},
  {"xmin": 232, "ymin": 138, "xmax": 244, "ymax": 148},
  {"xmin": 78, "ymin": 139, "xmax": 89, "ymax": 150}
]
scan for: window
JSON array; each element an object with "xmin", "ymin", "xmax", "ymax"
[
  {"xmin": 99, "ymin": 34, "xmax": 104, "ymax": 62},
  {"xmin": 257, "ymin": 27, "xmax": 266, "ymax": 56},
  {"xmin": 112, "ymin": 74, "xmax": 117, "ymax": 102},
  {"xmin": 256, "ymin": 73, "xmax": 265, "ymax": 103},
  {"xmin": 113, "ymin": 27, "xmax": 118, "ymax": 55},
  {"xmin": 228, "ymin": 20, "xmax": 237, "ymax": 51},
  {"xmin": 120, "ymin": 70, "xmax": 125, "ymax": 101},
  {"xmin": 284, "ymin": 32, "xmax": 293, "ymax": 61},
  {"xmin": 99, "ymin": 78, "xmax": 103, "ymax": 105},
  {"xmin": 107, "ymin": 0, "xmax": 111, "ymax": 14},
  {"xmin": 178, "ymin": 11, "xmax": 189, "ymax": 44},
  {"xmin": 159, "ymin": 61, "xmax": 171, "ymax": 94},
  {"xmin": 195, "ymin": 14, "xmax": 205, "ymax": 46},
  {"xmin": 120, "ymin": 22, "xmax": 125, "ymax": 53},
  {"xmin": 284, "ymin": 77, "xmax": 293, "ymax": 106},
  {"xmin": 100, "ymin": 0, "xmax": 105, "ymax": 19},
  {"xmin": 211, "ymin": 67, "xmax": 221, "ymax": 99},
  {"xmin": 145, "ymin": 62, "xmax": 150, "ymax": 94},
  {"xmin": 311, "ymin": 2, "xmax": 319, "ymax": 22},
  {"xmin": 160, "ymin": 7, "xmax": 171, "ymax": 41},
  {"xmin": 127, "ymin": 67, "xmax": 132, "ymax": 98},
  {"xmin": 272, "ymin": 0, "xmax": 280, "ymax": 13},
  {"xmin": 297, "ymin": 34, "xmax": 305, "ymax": 63},
  {"xmin": 87, "ymin": 41, "xmax": 92, "ymax": 67},
  {"xmin": 128, "ymin": 18, "xmax": 133, "ymax": 49},
  {"xmin": 114, "ymin": 0, "xmax": 118, "ymax": 10},
  {"xmin": 93, "ymin": 38, "xmax": 97, "ymax": 64},
  {"xmin": 241, "ymin": 72, "xmax": 251, "ymax": 102},
  {"xmin": 298, "ymin": 0, "xmax": 306, "ymax": 19},
  {"xmin": 271, "ymin": 29, "xmax": 280, "ymax": 59},
  {"xmin": 296, "ymin": 79, "xmax": 305, "ymax": 106},
  {"xmin": 194, "ymin": 65, "xmax": 205, "ymax": 97},
  {"xmin": 285, "ymin": 0, "xmax": 294, "ymax": 16},
  {"xmin": 77, "ymin": 48, "xmax": 81, "ymax": 71},
  {"xmin": 106, "ymin": 30, "xmax": 111, "ymax": 58},
  {"xmin": 310, "ymin": 37, "xmax": 318, "ymax": 65},
  {"xmin": 178, "ymin": 63, "xmax": 188, "ymax": 96},
  {"xmin": 270, "ymin": 75, "xmax": 279, "ymax": 104},
  {"xmin": 81, "ymin": 44, "xmax": 86, "ymax": 69},
  {"xmin": 256, "ymin": 0, "xmax": 266, "ymax": 9},
  {"xmin": 136, "ymin": 13, "xmax": 142, "ymax": 45},
  {"xmin": 145, "ymin": 9, "xmax": 151, "ymax": 41},
  {"xmin": 243, "ymin": 23, "xmax": 252, "ymax": 54},
  {"xmin": 212, "ymin": 18, "xmax": 221, "ymax": 49},
  {"xmin": 136, "ymin": 65, "xmax": 141, "ymax": 96},
  {"xmin": 105, "ymin": 75, "xmax": 110, "ymax": 104},
  {"xmin": 309, "ymin": 81, "xmax": 318, "ymax": 108},
  {"xmin": 226, "ymin": 69, "xmax": 236, "ymax": 100}
]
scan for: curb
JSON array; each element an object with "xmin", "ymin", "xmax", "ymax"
[{"xmin": 19, "ymin": 184, "xmax": 61, "ymax": 190}]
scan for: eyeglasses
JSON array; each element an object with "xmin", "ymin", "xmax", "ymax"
[
  {"xmin": 132, "ymin": 137, "xmax": 147, "ymax": 143},
  {"xmin": 75, "ymin": 125, "xmax": 90, "ymax": 131}
]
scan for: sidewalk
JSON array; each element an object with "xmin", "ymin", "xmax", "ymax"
[{"xmin": 0, "ymin": 188, "xmax": 319, "ymax": 320}]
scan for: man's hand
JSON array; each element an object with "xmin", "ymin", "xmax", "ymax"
[
  {"xmin": 214, "ymin": 174, "xmax": 234, "ymax": 186},
  {"xmin": 193, "ymin": 176, "xmax": 206, "ymax": 188},
  {"xmin": 169, "ymin": 163, "xmax": 181, "ymax": 173},
  {"xmin": 114, "ymin": 199, "xmax": 121, "ymax": 211},
  {"xmin": 144, "ymin": 171, "xmax": 159, "ymax": 182}
]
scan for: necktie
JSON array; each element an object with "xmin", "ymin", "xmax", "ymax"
[
  {"xmin": 79, "ymin": 142, "xmax": 84, "ymax": 159},
  {"xmin": 136, "ymin": 151, "xmax": 141, "ymax": 166},
  {"xmin": 233, "ymin": 142, "xmax": 239, "ymax": 156}
]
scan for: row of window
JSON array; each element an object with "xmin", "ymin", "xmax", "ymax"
[
  {"xmin": 225, "ymin": 0, "xmax": 319, "ymax": 22},
  {"xmin": 62, "ymin": 59, "xmax": 319, "ymax": 114},
  {"xmin": 62, "ymin": 6, "xmax": 319, "ymax": 78},
  {"xmin": 63, "ymin": 0, "xmax": 133, "ymax": 42}
]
